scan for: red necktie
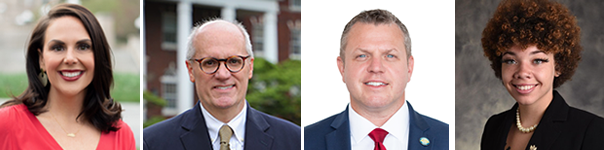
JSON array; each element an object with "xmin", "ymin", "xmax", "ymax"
[{"xmin": 369, "ymin": 128, "xmax": 389, "ymax": 150}]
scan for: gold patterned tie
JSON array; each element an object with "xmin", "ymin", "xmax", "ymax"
[{"xmin": 219, "ymin": 125, "xmax": 233, "ymax": 150}]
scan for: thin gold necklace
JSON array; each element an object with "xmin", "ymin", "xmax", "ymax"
[{"xmin": 49, "ymin": 111, "xmax": 83, "ymax": 137}]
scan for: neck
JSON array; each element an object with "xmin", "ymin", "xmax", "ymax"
[
  {"xmin": 351, "ymin": 99, "xmax": 405, "ymax": 127},
  {"xmin": 202, "ymin": 101, "xmax": 245, "ymax": 123},
  {"xmin": 45, "ymin": 88, "xmax": 87, "ymax": 122},
  {"xmin": 517, "ymin": 90, "xmax": 554, "ymax": 127}
]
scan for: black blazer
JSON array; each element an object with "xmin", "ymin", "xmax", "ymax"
[
  {"xmin": 481, "ymin": 90, "xmax": 604, "ymax": 150},
  {"xmin": 304, "ymin": 101, "xmax": 449, "ymax": 150},
  {"xmin": 143, "ymin": 102, "xmax": 301, "ymax": 150}
]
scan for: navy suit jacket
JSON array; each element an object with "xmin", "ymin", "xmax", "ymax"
[
  {"xmin": 143, "ymin": 102, "xmax": 301, "ymax": 150},
  {"xmin": 304, "ymin": 101, "xmax": 448, "ymax": 150}
]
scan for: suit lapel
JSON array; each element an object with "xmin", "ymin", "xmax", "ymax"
[
  {"xmin": 325, "ymin": 107, "xmax": 351, "ymax": 150},
  {"xmin": 526, "ymin": 91, "xmax": 568, "ymax": 150},
  {"xmin": 244, "ymin": 105, "xmax": 274, "ymax": 150},
  {"xmin": 180, "ymin": 102, "xmax": 213, "ymax": 150},
  {"xmin": 407, "ymin": 102, "xmax": 434, "ymax": 150}
]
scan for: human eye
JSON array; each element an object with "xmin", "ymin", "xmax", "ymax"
[
  {"xmin": 50, "ymin": 45, "xmax": 65, "ymax": 51},
  {"xmin": 533, "ymin": 58, "xmax": 549, "ymax": 64},
  {"xmin": 356, "ymin": 54, "xmax": 367, "ymax": 59},
  {"xmin": 228, "ymin": 58, "xmax": 243, "ymax": 65},
  {"xmin": 386, "ymin": 54, "xmax": 396, "ymax": 58},
  {"xmin": 502, "ymin": 59, "xmax": 516, "ymax": 64},
  {"xmin": 202, "ymin": 59, "xmax": 217, "ymax": 66},
  {"xmin": 77, "ymin": 43, "xmax": 91, "ymax": 51}
]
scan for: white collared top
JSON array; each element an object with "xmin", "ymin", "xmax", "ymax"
[
  {"xmin": 349, "ymin": 101, "xmax": 409, "ymax": 150},
  {"xmin": 200, "ymin": 101, "xmax": 247, "ymax": 150}
]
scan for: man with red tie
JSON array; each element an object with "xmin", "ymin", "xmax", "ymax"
[{"xmin": 304, "ymin": 9, "xmax": 448, "ymax": 150}]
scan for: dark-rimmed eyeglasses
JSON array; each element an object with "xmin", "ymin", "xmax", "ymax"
[{"xmin": 189, "ymin": 55, "xmax": 251, "ymax": 74}]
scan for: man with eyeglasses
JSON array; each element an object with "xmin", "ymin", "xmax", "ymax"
[{"xmin": 143, "ymin": 19, "xmax": 301, "ymax": 150}]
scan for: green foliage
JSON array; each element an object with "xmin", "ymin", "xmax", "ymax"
[
  {"xmin": 143, "ymin": 90, "xmax": 167, "ymax": 106},
  {"xmin": 143, "ymin": 116, "xmax": 165, "ymax": 128},
  {"xmin": 246, "ymin": 58, "xmax": 301, "ymax": 125},
  {"xmin": 0, "ymin": 73, "xmax": 28, "ymax": 98},
  {"xmin": 112, "ymin": 73, "xmax": 140, "ymax": 103}
]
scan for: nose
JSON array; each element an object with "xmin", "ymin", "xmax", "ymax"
[
  {"xmin": 367, "ymin": 56, "xmax": 384, "ymax": 73},
  {"xmin": 213, "ymin": 62, "xmax": 232, "ymax": 80},
  {"xmin": 514, "ymin": 61, "xmax": 532, "ymax": 79},
  {"xmin": 63, "ymin": 47, "xmax": 78, "ymax": 65}
]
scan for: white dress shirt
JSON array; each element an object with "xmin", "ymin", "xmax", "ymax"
[
  {"xmin": 200, "ymin": 101, "xmax": 247, "ymax": 150},
  {"xmin": 349, "ymin": 101, "xmax": 409, "ymax": 150}
]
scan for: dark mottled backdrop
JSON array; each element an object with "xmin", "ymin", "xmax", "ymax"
[{"xmin": 455, "ymin": 0, "xmax": 604, "ymax": 149}]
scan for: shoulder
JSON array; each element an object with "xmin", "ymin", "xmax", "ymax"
[
  {"xmin": 480, "ymin": 108, "xmax": 513, "ymax": 149},
  {"xmin": 303, "ymin": 110, "xmax": 345, "ymax": 150},
  {"xmin": 114, "ymin": 120, "xmax": 135, "ymax": 140},
  {"xmin": 304, "ymin": 111, "xmax": 342, "ymax": 135},
  {"xmin": 100, "ymin": 120, "xmax": 136, "ymax": 150},
  {"xmin": 0, "ymin": 104, "xmax": 29, "ymax": 128},
  {"xmin": 143, "ymin": 107, "xmax": 196, "ymax": 148},
  {"xmin": 250, "ymin": 108, "xmax": 301, "ymax": 134},
  {"xmin": 143, "ymin": 109, "xmax": 190, "ymax": 137},
  {"xmin": 413, "ymin": 111, "xmax": 449, "ymax": 148},
  {"xmin": 419, "ymin": 113, "xmax": 449, "ymax": 132},
  {"xmin": 483, "ymin": 108, "xmax": 512, "ymax": 132},
  {"xmin": 552, "ymin": 107, "xmax": 604, "ymax": 148},
  {"xmin": 567, "ymin": 107, "xmax": 604, "ymax": 132},
  {"xmin": 0, "ymin": 104, "xmax": 31, "ymax": 147}
]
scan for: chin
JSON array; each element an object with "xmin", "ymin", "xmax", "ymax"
[
  {"xmin": 361, "ymin": 97, "xmax": 393, "ymax": 107},
  {"xmin": 213, "ymin": 97, "xmax": 239, "ymax": 108},
  {"xmin": 511, "ymin": 95, "xmax": 538, "ymax": 105}
]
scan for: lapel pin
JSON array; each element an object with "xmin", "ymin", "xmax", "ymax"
[
  {"xmin": 530, "ymin": 145, "xmax": 537, "ymax": 150},
  {"xmin": 419, "ymin": 137, "xmax": 430, "ymax": 146}
]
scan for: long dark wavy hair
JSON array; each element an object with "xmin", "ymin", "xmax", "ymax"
[{"xmin": 0, "ymin": 3, "xmax": 122, "ymax": 133}]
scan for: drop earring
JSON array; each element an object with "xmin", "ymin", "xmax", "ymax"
[{"xmin": 39, "ymin": 68, "xmax": 48, "ymax": 86}]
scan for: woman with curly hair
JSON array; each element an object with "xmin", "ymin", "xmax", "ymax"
[
  {"xmin": 0, "ymin": 3, "xmax": 135, "ymax": 149},
  {"xmin": 480, "ymin": 0, "xmax": 604, "ymax": 149}
]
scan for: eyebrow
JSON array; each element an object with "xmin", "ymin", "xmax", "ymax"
[
  {"xmin": 502, "ymin": 50, "xmax": 546, "ymax": 56},
  {"xmin": 355, "ymin": 48, "xmax": 397, "ymax": 54},
  {"xmin": 47, "ymin": 39, "xmax": 92, "ymax": 45}
]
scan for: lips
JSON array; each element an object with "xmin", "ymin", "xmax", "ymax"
[
  {"xmin": 59, "ymin": 70, "xmax": 84, "ymax": 81},
  {"xmin": 214, "ymin": 84, "xmax": 235, "ymax": 90},
  {"xmin": 513, "ymin": 84, "xmax": 537, "ymax": 94},
  {"xmin": 364, "ymin": 81, "xmax": 388, "ymax": 87}
]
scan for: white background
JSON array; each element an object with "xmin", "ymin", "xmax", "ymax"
[{"xmin": 301, "ymin": 0, "xmax": 455, "ymax": 149}]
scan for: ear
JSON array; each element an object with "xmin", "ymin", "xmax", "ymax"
[
  {"xmin": 337, "ymin": 56, "xmax": 345, "ymax": 83},
  {"xmin": 248, "ymin": 58, "xmax": 254, "ymax": 79},
  {"xmin": 186, "ymin": 60, "xmax": 195, "ymax": 82},
  {"xmin": 555, "ymin": 71, "xmax": 561, "ymax": 77},
  {"xmin": 38, "ymin": 49, "xmax": 45, "ymax": 70},
  {"xmin": 406, "ymin": 55, "xmax": 414, "ymax": 83}
]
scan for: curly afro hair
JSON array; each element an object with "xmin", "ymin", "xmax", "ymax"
[{"xmin": 482, "ymin": 0, "xmax": 582, "ymax": 88}]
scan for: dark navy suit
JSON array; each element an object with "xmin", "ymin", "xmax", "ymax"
[
  {"xmin": 304, "ymin": 101, "xmax": 448, "ymax": 150},
  {"xmin": 144, "ymin": 102, "xmax": 301, "ymax": 150}
]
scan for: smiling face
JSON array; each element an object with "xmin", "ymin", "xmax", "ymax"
[
  {"xmin": 501, "ymin": 45, "xmax": 558, "ymax": 106},
  {"xmin": 186, "ymin": 21, "xmax": 253, "ymax": 111},
  {"xmin": 337, "ymin": 22, "xmax": 413, "ymax": 111},
  {"xmin": 39, "ymin": 16, "xmax": 94, "ymax": 98}
]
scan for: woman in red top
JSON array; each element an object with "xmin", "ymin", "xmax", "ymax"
[{"xmin": 0, "ymin": 3, "xmax": 135, "ymax": 150}]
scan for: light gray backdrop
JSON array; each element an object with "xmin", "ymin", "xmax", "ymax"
[{"xmin": 455, "ymin": 0, "xmax": 604, "ymax": 149}]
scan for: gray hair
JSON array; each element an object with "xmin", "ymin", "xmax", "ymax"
[
  {"xmin": 340, "ymin": 9, "xmax": 411, "ymax": 62},
  {"xmin": 186, "ymin": 19, "xmax": 253, "ymax": 60}
]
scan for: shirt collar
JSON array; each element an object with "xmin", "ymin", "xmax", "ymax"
[
  {"xmin": 348, "ymin": 101, "xmax": 409, "ymax": 144},
  {"xmin": 200, "ymin": 101, "xmax": 247, "ymax": 144}
]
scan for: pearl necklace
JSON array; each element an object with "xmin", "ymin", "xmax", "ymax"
[{"xmin": 516, "ymin": 108, "xmax": 538, "ymax": 133}]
